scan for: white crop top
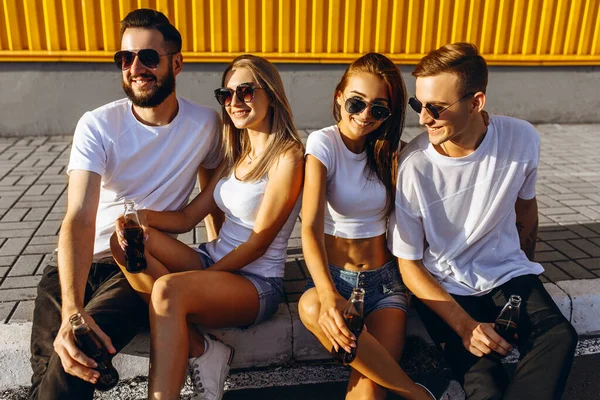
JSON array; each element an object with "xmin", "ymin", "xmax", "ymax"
[
  {"xmin": 204, "ymin": 172, "xmax": 301, "ymax": 278},
  {"xmin": 305, "ymin": 125, "xmax": 388, "ymax": 239}
]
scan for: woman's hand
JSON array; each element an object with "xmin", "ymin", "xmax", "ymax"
[
  {"xmin": 318, "ymin": 292, "xmax": 356, "ymax": 353},
  {"xmin": 114, "ymin": 215, "xmax": 127, "ymax": 250},
  {"xmin": 114, "ymin": 210, "xmax": 148, "ymax": 250}
]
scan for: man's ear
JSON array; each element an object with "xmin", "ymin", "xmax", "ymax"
[
  {"xmin": 472, "ymin": 91, "xmax": 486, "ymax": 113},
  {"xmin": 172, "ymin": 52, "xmax": 183, "ymax": 76}
]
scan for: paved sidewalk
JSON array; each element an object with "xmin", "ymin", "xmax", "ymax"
[
  {"xmin": 2, "ymin": 125, "xmax": 599, "ymax": 320},
  {"xmin": 0, "ymin": 124, "xmax": 599, "ymax": 392}
]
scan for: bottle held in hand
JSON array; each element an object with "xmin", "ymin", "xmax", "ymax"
[
  {"xmin": 123, "ymin": 200, "xmax": 147, "ymax": 273},
  {"xmin": 493, "ymin": 294, "xmax": 521, "ymax": 357},
  {"xmin": 70, "ymin": 313, "xmax": 119, "ymax": 391},
  {"xmin": 331, "ymin": 288, "xmax": 365, "ymax": 364}
]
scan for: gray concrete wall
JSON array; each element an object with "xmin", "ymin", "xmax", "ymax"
[{"xmin": 0, "ymin": 62, "xmax": 599, "ymax": 135}]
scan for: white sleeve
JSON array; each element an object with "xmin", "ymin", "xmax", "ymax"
[
  {"xmin": 388, "ymin": 170, "xmax": 425, "ymax": 260},
  {"xmin": 305, "ymin": 129, "xmax": 332, "ymax": 174},
  {"xmin": 518, "ymin": 127, "xmax": 540, "ymax": 200},
  {"xmin": 67, "ymin": 112, "xmax": 106, "ymax": 176},
  {"xmin": 388, "ymin": 203, "xmax": 425, "ymax": 260},
  {"xmin": 201, "ymin": 110, "xmax": 223, "ymax": 169}
]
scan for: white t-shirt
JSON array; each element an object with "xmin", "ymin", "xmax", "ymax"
[
  {"xmin": 388, "ymin": 115, "xmax": 544, "ymax": 296},
  {"xmin": 305, "ymin": 125, "xmax": 388, "ymax": 239},
  {"xmin": 68, "ymin": 97, "xmax": 221, "ymax": 259},
  {"xmin": 205, "ymin": 173, "xmax": 301, "ymax": 278}
]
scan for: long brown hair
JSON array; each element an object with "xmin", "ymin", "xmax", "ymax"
[
  {"xmin": 333, "ymin": 53, "xmax": 407, "ymax": 215},
  {"xmin": 219, "ymin": 55, "xmax": 303, "ymax": 181}
]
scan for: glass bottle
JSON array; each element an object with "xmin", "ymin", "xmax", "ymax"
[
  {"xmin": 123, "ymin": 200, "xmax": 147, "ymax": 273},
  {"xmin": 331, "ymin": 288, "xmax": 365, "ymax": 364},
  {"xmin": 70, "ymin": 313, "xmax": 119, "ymax": 391},
  {"xmin": 492, "ymin": 294, "xmax": 521, "ymax": 358}
]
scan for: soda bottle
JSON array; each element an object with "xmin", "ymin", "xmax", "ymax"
[
  {"xmin": 331, "ymin": 287, "xmax": 365, "ymax": 364},
  {"xmin": 69, "ymin": 313, "xmax": 119, "ymax": 391},
  {"xmin": 492, "ymin": 294, "xmax": 521, "ymax": 357},
  {"xmin": 123, "ymin": 200, "xmax": 147, "ymax": 273}
]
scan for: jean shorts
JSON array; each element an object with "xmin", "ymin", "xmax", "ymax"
[
  {"xmin": 196, "ymin": 243, "xmax": 284, "ymax": 326},
  {"xmin": 305, "ymin": 259, "xmax": 408, "ymax": 316}
]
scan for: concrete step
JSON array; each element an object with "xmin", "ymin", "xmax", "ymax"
[{"xmin": 1, "ymin": 279, "xmax": 598, "ymax": 390}]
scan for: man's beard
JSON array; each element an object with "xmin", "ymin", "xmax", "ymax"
[{"xmin": 122, "ymin": 66, "xmax": 176, "ymax": 108}]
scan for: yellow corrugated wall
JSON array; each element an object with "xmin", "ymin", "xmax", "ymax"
[{"xmin": 0, "ymin": 0, "xmax": 598, "ymax": 64}]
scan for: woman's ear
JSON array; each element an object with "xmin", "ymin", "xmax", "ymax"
[{"xmin": 335, "ymin": 91, "xmax": 344, "ymax": 108}]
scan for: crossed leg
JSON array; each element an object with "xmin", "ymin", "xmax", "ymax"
[{"xmin": 299, "ymin": 288, "xmax": 433, "ymax": 400}]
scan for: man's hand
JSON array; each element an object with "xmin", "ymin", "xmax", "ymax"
[
  {"xmin": 460, "ymin": 320, "xmax": 512, "ymax": 357},
  {"xmin": 53, "ymin": 309, "xmax": 116, "ymax": 384}
]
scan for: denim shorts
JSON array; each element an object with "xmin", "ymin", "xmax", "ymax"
[
  {"xmin": 305, "ymin": 259, "xmax": 408, "ymax": 316},
  {"xmin": 195, "ymin": 243, "xmax": 284, "ymax": 326}
]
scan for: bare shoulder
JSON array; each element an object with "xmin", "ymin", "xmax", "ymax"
[
  {"xmin": 267, "ymin": 145, "xmax": 305, "ymax": 182},
  {"xmin": 275, "ymin": 144, "xmax": 305, "ymax": 169}
]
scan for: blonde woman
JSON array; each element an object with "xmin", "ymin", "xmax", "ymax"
[{"xmin": 111, "ymin": 55, "xmax": 304, "ymax": 400}]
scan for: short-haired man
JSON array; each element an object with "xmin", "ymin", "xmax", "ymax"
[
  {"xmin": 389, "ymin": 42, "xmax": 577, "ymax": 399},
  {"xmin": 29, "ymin": 9, "xmax": 221, "ymax": 399}
]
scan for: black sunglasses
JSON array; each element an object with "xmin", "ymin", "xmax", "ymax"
[
  {"xmin": 113, "ymin": 49, "xmax": 177, "ymax": 70},
  {"xmin": 408, "ymin": 92, "xmax": 476, "ymax": 119},
  {"xmin": 344, "ymin": 96, "xmax": 391, "ymax": 121},
  {"xmin": 214, "ymin": 82, "xmax": 265, "ymax": 107}
]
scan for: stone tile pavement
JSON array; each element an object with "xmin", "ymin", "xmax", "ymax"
[{"xmin": 0, "ymin": 124, "xmax": 599, "ymax": 325}]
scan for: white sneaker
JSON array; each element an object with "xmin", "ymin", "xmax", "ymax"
[{"xmin": 188, "ymin": 333, "xmax": 235, "ymax": 400}]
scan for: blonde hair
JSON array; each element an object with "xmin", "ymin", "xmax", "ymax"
[{"xmin": 219, "ymin": 55, "xmax": 303, "ymax": 181}]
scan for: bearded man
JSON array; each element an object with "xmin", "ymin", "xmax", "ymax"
[{"xmin": 28, "ymin": 9, "xmax": 222, "ymax": 399}]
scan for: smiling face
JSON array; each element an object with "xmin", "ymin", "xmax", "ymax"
[
  {"xmin": 120, "ymin": 28, "xmax": 178, "ymax": 108},
  {"xmin": 414, "ymin": 72, "xmax": 476, "ymax": 148},
  {"xmin": 336, "ymin": 73, "xmax": 390, "ymax": 142},
  {"xmin": 222, "ymin": 67, "xmax": 271, "ymax": 132}
]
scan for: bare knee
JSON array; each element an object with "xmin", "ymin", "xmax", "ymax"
[
  {"xmin": 151, "ymin": 275, "xmax": 185, "ymax": 316},
  {"xmin": 298, "ymin": 290, "xmax": 321, "ymax": 331}
]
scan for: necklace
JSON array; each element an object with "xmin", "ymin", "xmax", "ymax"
[{"xmin": 247, "ymin": 151, "xmax": 264, "ymax": 165}]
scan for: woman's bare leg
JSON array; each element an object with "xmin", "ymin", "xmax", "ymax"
[
  {"xmin": 110, "ymin": 227, "xmax": 205, "ymax": 300},
  {"xmin": 148, "ymin": 270, "xmax": 260, "ymax": 400},
  {"xmin": 110, "ymin": 229, "xmax": 208, "ymax": 357},
  {"xmin": 346, "ymin": 308, "xmax": 407, "ymax": 399},
  {"xmin": 298, "ymin": 288, "xmax": 431, "ymax": 400}
]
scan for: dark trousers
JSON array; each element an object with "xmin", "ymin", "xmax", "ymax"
[
  {"xmin": 414, "ymin": 274, "xmax": 578, "ymax": 400},
  {"xmin": 28, "ymin": 256, "xmax": 148, "ymax": 400}
]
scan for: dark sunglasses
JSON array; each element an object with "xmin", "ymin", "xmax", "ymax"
[
  {"xmin": 344, "ymin": 96, "xmax": 391, "ymax": 121},
  {"xmin": 214, "ymin": 82, "xmax": 264, "ymax": 107},
  {"xmin": 113, "ymin": 49, "xmax": 177, "ymax": 70},
  {"xmin": 408, "ymin": 92, "xmax": 476, "ymax": 119}
]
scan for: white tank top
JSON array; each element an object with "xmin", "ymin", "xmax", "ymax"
[
  {"xmin": 204, "ymin": 172, "xmax": 301, "ymax": 278},
  {"xmin": 305, "ymin": 125, "xmax": 388, "ymax": 239}
]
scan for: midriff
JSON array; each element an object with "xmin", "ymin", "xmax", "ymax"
[{"xmin": 324, "ymin": 233, "xmax": 392, "ymax": 271}]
